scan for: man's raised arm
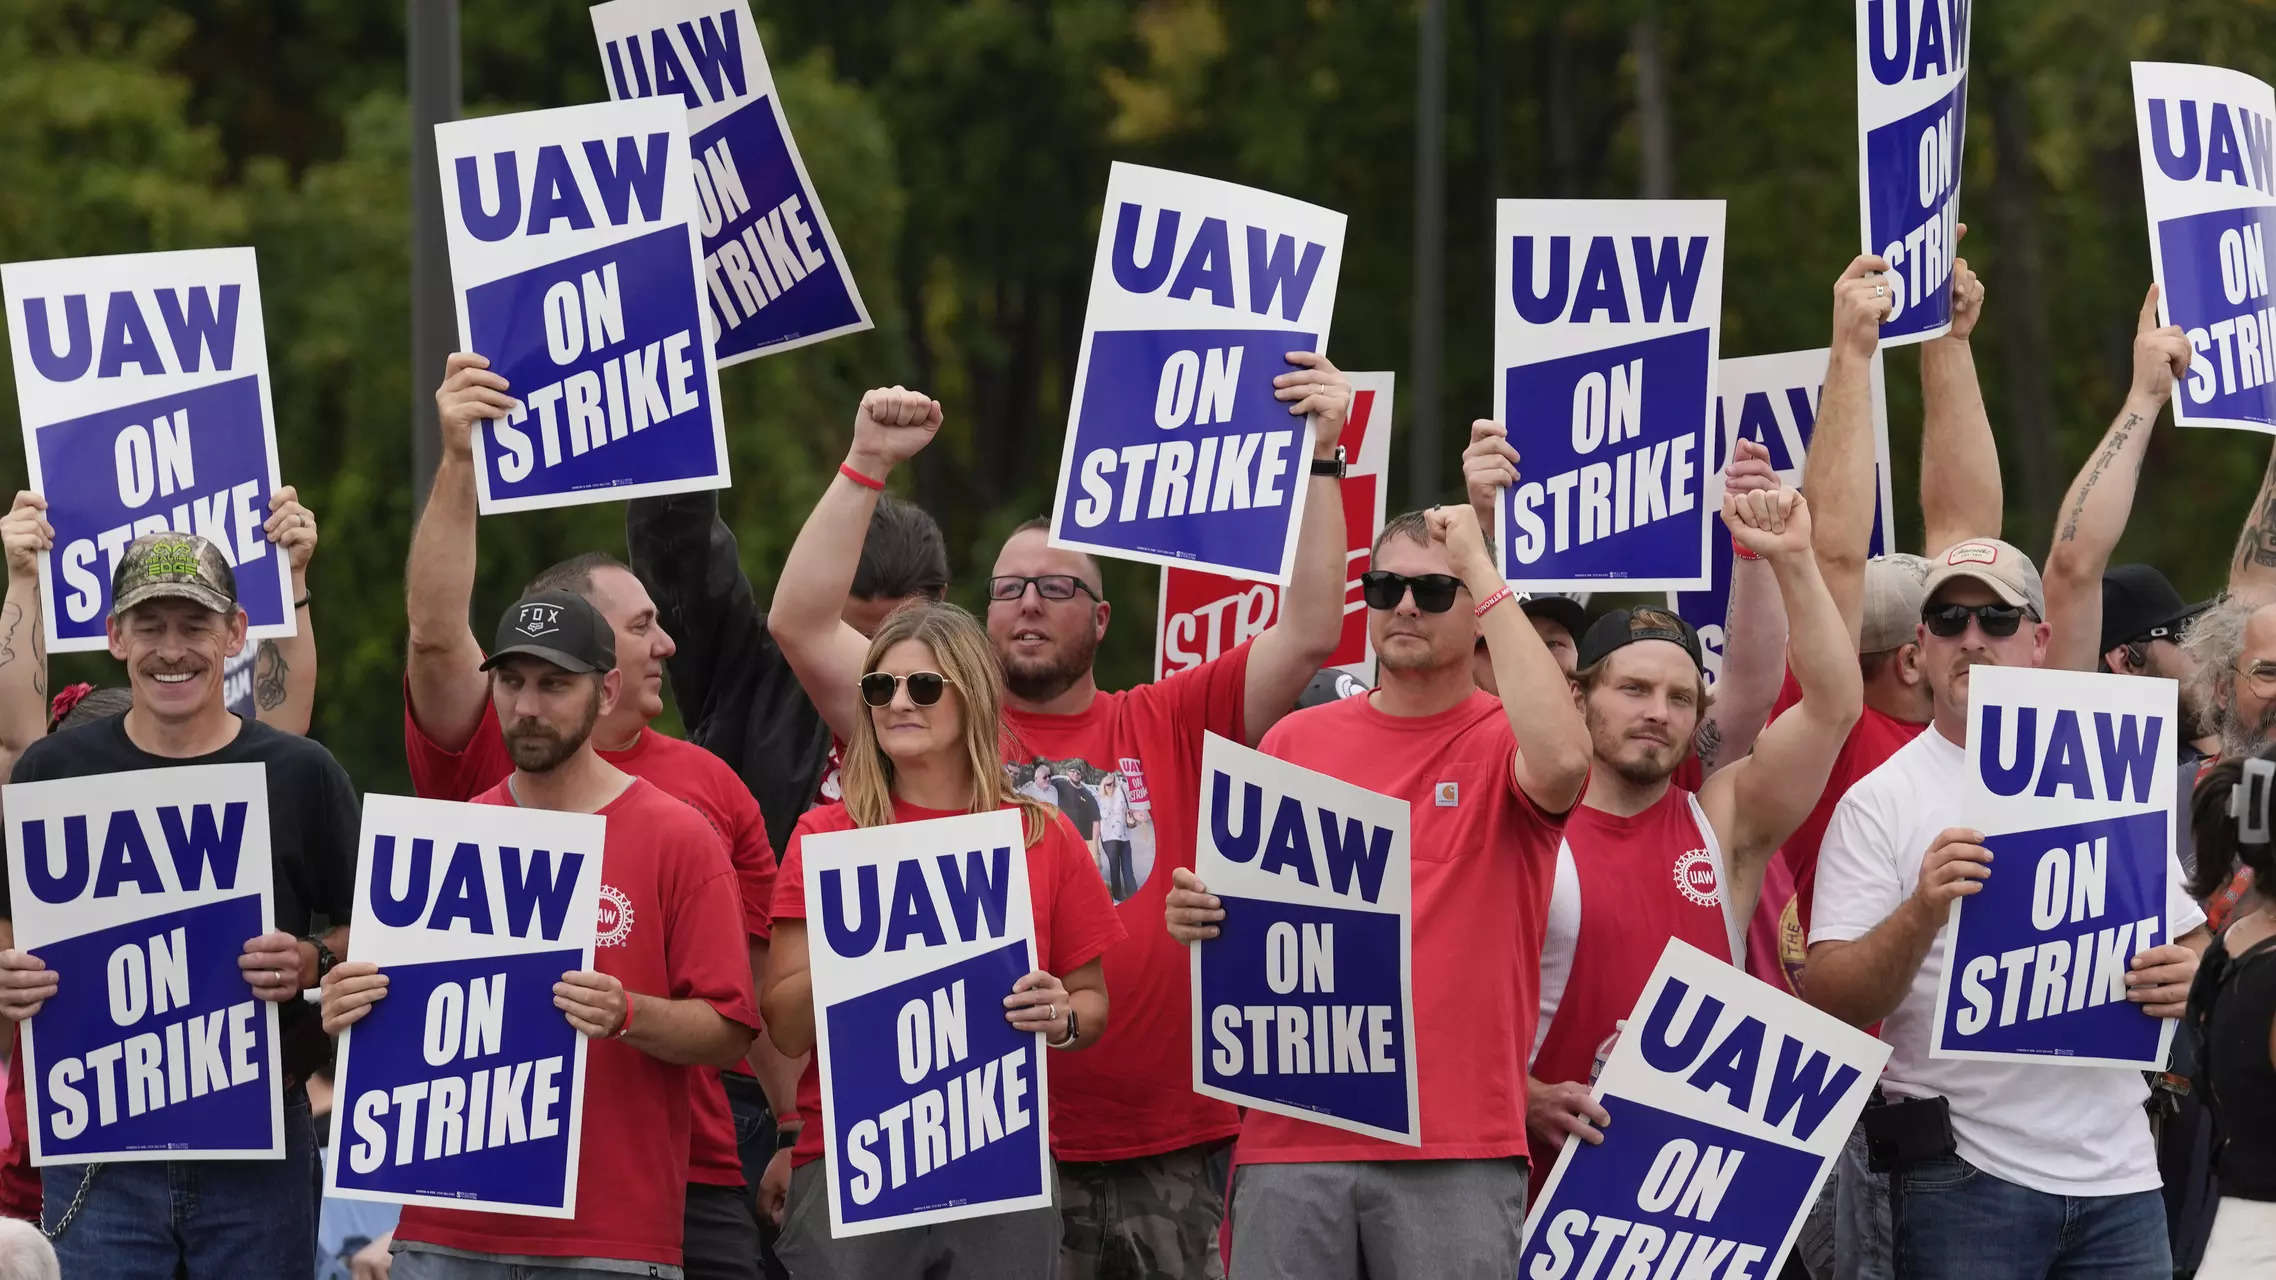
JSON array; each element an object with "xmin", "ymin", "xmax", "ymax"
[
  {"xmin": 0, "ymin": 495, "xmax": 51, "ymax": 779},
  {"xmin": 404, "ymin": 353, "xmax": 509, "ymax": 749},
  {"xmin": 1697, "ymin": 439, "xmax": 1788, "ymax": 777},
  {"xmin": 2041, "ymin": 287, "xmax": 2189, "ymax": 673},
  {"xmin": 1805, "ymin": 257, "xmax": 1894, "ymax": 647},
  {"xmin": 253, "ymin": 485, "xmax": 320, "ymax": 735},
  {"xmin": 1919, "ymin": 230, "xmax": 2001, "ymax": 556},
  {"xmin": 1244, "ymin": 353, "xmax": 1353, "ymax": 746},
  {"xmin": 2231, "ymin": 442, "xmax": 2276, "ymax": 600}
]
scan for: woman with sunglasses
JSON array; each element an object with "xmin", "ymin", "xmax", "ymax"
[{"xmin": 762, "ymin": 601, "xmax": 1124, "ymax": 1280}]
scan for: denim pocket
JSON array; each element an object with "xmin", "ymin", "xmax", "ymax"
[{"xmin": 1901, "ymin": 1153, "xmax": 1978, "ymax": 1193}]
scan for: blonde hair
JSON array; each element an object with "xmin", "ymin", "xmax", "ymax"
[{"xmin": 840, "ymin": 601, "xmax": 1052, "ymax": 845}]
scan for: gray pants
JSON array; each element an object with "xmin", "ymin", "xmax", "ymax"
[
  {"xmin": 774, "ymin": 1161, "xmax": 1059, "ymax": 1280},
  {"xmin": 1230, "ymin": 1158, "xmax": 1529, "ymax": 1280},
  {"xmin": 392, "ymin": 1245, "xmax": 681, "ymax": 1278}
]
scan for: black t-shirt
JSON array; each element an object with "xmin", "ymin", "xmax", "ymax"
[
  {"xmin": 4, "ymin": 712, "xmax": 360, "ymax": 1078},
  {"xmin": 2208, "ymin": 934, "xmax": 2276, "ymax": 1200}
]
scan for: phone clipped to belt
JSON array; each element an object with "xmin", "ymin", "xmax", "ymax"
[{"xmin": 1861, "ymin": 1094, "xmax": 1956, "ymax": 1174}]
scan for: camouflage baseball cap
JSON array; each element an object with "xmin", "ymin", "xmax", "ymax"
[{"xmin": 110, "ymin": 532, "xmax": 237, "ymax": 618}]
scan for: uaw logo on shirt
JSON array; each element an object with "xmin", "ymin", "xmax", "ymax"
[
  {"xmin": 1673, "ymin": 848, "xmax": 1721, "ymax": 907},
  {"xmin": 518, "ymin": 602, "xmax": 564, "ymax": 636},
  {"xmin": 596, "ymin": 882, "xmax": 634, "ymax": 947}
]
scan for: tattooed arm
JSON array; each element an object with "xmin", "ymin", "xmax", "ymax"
[
  {"xmin": 0, "ymin": 495, "xmax": 52, "ymax": 778},
  {"xmin": 2043, "ymin": 288, "xmax": 2189, "ymax": 674},
  {"xmin": 2233, "ymin": 443, "xmax": 2276, "ymax": 600},
  {"xmin": 253, "ymin": 487, "xmax": 319, "ymax": 736}
]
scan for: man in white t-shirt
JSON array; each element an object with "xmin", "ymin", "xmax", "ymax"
[{"xmin": 1802, "ymin": 536, "xmax": 2208, "ymax": 1280}]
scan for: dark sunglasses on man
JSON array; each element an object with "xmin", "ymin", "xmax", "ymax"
[
  {"xmin": 986, "ymin": 574, "xmax": 1101, "ymax": 603},
  {"xmin": 1359, "ymin": 570, "xmax": 1465, "ymax": 614},
  {"xmin": 1921, "ymin": 601, "xmax": 2028, "ymax": 638},
  {"xmin": 859, "ymin": 671, "xmax": 958, "ymax": 707}
]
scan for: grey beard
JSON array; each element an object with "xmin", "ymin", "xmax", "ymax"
[{"xmin": 2220, "ymin": 699, "xmax": 2276, "ymax": 761}]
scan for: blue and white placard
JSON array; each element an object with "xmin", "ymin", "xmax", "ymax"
[
  {"xmin": 4, "ymin": 764, "xmax": 281, "ymax": 1163},
  {"xmin": 1494, "ymin": 200, "xmax": 1725, "ymax": 592},
  {"xmin": 435, "ymin": 98, "xmax": 730, "ymax": 513},
  {"xmin": 2133, "ymin": 63, "xmax": 2276, "ymax": 433},
  {"xmin": 325, "ymin": 795, "xmax": 603, "ymax": 1217},
  {"xmin": 803, "ymin": 809, "xmax": 1049, "ymax": 1238},
  {"xmin": 1669, "ymin": 349, "xmax": 1894, "ymax": 689},
  {"xmin": 1523, "ymin": 939, "xmax": 1888, "ymax": 1278},
  {"xmin": 1, "ymin": 248, "xmax": 294, "ymax": 653},
  {"xmin": 1933, "ymin": 666, "xmax": 2183, "ymax": 1068},
  {"xmin": 1857, "ymin": 0, "xmax": 1972, "ymax": 346},
  {"xmin": 1190, "ymin": 733, "xmax": 1415, "ymax": 1144},
  {"xmin": 590, "ymin": 0, "xmax": 871, "ymax": 365},
  {"xmin": 1049, "ymin": 163, "xmax": 1346, "ymax": 584}
]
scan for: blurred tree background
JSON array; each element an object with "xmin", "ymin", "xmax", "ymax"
[{"xmin": 1, "ymin": 0, "xmax": 2269, "ymax": 792}]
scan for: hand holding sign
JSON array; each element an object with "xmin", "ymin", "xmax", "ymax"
[
  {"xmin": 1, "ymin": 492, "xmax": 51, "ymax": 582},
  {"xmin": 1002, "ymin": 969, "xmax": 1071, "ymax": 1043},
  {"xmin": 434, "ymin": 353, "xmax": 516, "ymax": 460},
  {"xmin": 1525, "ymin": 1076, "xmax": 1611, "ymax": 1148},
  {"xmin": 846, "ymin": 385, "xmax": 943, "ymax": 482},
  {"xmin": 554, "ymin": 968, "xmax": 630, "ymax": 1040},
  {"xmin": 1913, "ymin": 826, "xmax": 1992, "ymax": 922},
  {"xmin": 1165, "ymin": 867, "xmax": 1224, "ymax": 943},
  {"xmin": 263, "ymin": 486, "xmax": 317, "ymax": 572},
  {"xmin": 319, "ymin": 960, "xmax": 388, "ymax": 1035},
  {"xmin": 1723, "ymin": 487, "xmax": 1811, "ymax": 562},
  {"xmin": 1833, "ymin": 255, "xmax": 1895, "ymax": 360},
  {"xmin": 0, "ymin": 948, "xmax": 56, "ymax": 1020},
  {"xmin": 1271, "ymin": 352, "xmax": 1352, "ymax": 455},
  {"xmin": 239, "ymin": 930, "xmax": 307, "ymax": 1002},
  {"xmin": 2125, "ymin": 942, "xmax": 2199, "ymax": 1018},
  {"xmin": 1948, "ymin": 224, "xmax": 1986, "ymax": 339},
  {"xmin": 1462, "ymin": 419, "xmax": 1521, "ymax": 527},
  {"xmin": 2131, "ymin": 284, "xmax": 2194, "ymax": 405}
]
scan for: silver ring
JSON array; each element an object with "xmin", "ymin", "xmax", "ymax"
[
  {"xmin": 1873, "ymin": 283, "xmax": 1886, "ymax": 297},
  {"xmin": 1048, "ymin": 1003, "xmax": 1058, "ymax": 1021}
]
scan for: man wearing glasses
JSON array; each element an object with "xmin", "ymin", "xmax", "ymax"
[{"xmin": 1804, "ymin": 537, "xmax": 2208, "ymax": 1279}]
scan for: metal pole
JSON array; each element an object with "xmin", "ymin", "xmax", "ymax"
[
  {"xmin": 1407, "ymin": 0, "xmax": 1447, "ymax": 509},
  {"xmin": 409, "ymin": 0, "xmax": 461, "ymax": 509}
]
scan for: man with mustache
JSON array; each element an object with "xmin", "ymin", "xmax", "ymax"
[
  {"xmin": 1804, "ymin": 538, "xmax": 2208, "ymax": 1278},
  {"xmin": 1525, "ymin": 485, "xmax": 1862, "ymax": 1185},
  {"xmin": 403, "ymin": 353, "xmax": 792, "ymax": 1280}
]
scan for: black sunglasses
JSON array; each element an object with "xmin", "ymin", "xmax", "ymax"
[
  {"xmin": 986, "ymin": 574, "xmax": 1100, "ymax": 603},
  {"xmin": 1922, "ymin": 602, "xmax": 2027, "ymax": 638},
  {"xmin": 859, "ymin": 671, "xmax": 958, "ymax": 707},
  {"xmin": 1360, "ymin": 570, "xmax": 1465, "ymax": 614}
]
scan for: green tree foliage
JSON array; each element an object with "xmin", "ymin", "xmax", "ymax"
[{"xmin": 0, "ymin": 0, "xmax": 2267, "ymax": 792}]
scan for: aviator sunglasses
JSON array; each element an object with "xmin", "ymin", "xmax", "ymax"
[
  {"xmin": 1359, "ymin": 570, "xmax": 1465, "ymax": 614},
  {"xmin": 859, "ymin": 671, "xmax": 958, "ymax": 707},
  {"xmin": 1922, "ymin": 602, "xmax": 2026, "ymax": 638}
]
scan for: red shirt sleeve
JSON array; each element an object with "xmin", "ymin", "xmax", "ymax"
[
  {"xmin": 719, "ymin": 774, "xmax": 777, "ymax": 943},
  {"xmin": 402, "ymin": 678, "xmax": 514, "ymax": 802},
  {"xmin": 657, "ymin": 796, "xmax": 760, "ymax": 1031},
  {"xmin": 1044, "ymin": 812, "xmax": 1126, "ymax": 975}
]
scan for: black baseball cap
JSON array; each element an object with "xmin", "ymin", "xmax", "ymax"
[
  {"xmin": 480, "ymin": 590, "xmax": 617, "ymax": 675},
  {"xmin": 1518, "ymin": 593, "xmax": 1590, "ymax": 641},
  {"xmin": 2099, "ymin": 564, "xmax": 2207, "ymax": 654},
  {"xmin": 1577, "ymin": 606, "xmax": 1704, "ymax": 672}
]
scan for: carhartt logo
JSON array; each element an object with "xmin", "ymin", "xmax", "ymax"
[
  {"xmin": 1947, "ymin": 542, "xmax": 1998, "ymax": 567},
  {"xmin": 1435, "ymin": 781, "xmax": 1458, "ymax": 807},
  {"xmin": 517, "ymin": 604, "xmax": 563, "ymax": 637}
]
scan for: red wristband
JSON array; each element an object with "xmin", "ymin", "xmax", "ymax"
[
  {"xmin": 838, "ymin": 462, "xmax": 886, "ymax": 492},
  {"xmin": 1474, "ymin": 585, "xmax": 1515, "ymax": 617},
  {"xmin": 612, "ymin": 993, "xmax": 636, "ymax": 1040},
  {"xmin": 1731, "ymin": 536, "xmax": 1763, "ymax": 562}
]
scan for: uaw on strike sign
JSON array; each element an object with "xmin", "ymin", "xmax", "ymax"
[
  {"xmin": 1155, "ymin": 372, "xmax": 1394, "ymax": 682},
  {"xmin": 436, "ymin": 97, "xmax": 729, "ymax": 513},
  {"xmin": 1190, "ymin": 734, "xmax": 1417, "ymax": 1144},
  {"xmin": 1523, "ymin": 940, "xmax": 1887, "ymax": 1280},
  {"xmin": 1856, "ymin": 0, "xmax": 1972, "ymax": 346},
  {"xmin": 326, "ymin": 796, "xmax": 603, "ymax": 1216},
  {"xmin": 1, "ymin": 248, "xmax": 295, "ymax": 653},
  {"xmin": 4, "ymin": 765, "xmax": 283, "ymax": 1163},
  {"xmin": 1932, "ymin": 666, "xmax": 2187, "ymax": 1069},
  {"xmin": 805, "ymin": 810, "xmax": 1050, "ymax": 1237},
  {"xmin": 1051, "ymin": 163, "xmax": 1346, "ymax": 584}
]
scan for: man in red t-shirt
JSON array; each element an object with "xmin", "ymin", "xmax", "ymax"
[
  {"xmin": 403, "ymin": 355, "xmax": 792, "ymax": 1280},
  {"xmin": 328, "ymin": 591, "xmax": 759, "ymax": 1276},
  {"xmin": 767, "ymin": 368, "xmax": 1355, "ymax": 1278},
  {"xmin": 1164, "ymin": 503, "xmax": 1589, "ymax": 1273},
  {"xmin": 1526, "ymin": 486, "xmax": 1861, "ymax": 1185}
]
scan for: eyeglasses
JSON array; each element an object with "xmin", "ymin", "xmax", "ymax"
[
  {"xmin": 1360, "ymin": 571, "xmax": 1465, "ymax": 614},
  {"xmin": 1922, "ymin": 602, "xmax": 2027, "ymax": 638},
  {"xmin": 986, "ymin": 575, "xmax": 1100, "ymax": 603},
  {"xmin": 859, "ymin": 671, "xmax": 957, "ymax": 707},
  {"xmin": 2238, "ymin": 662, "xmax": 2276, "ymax": 698}
]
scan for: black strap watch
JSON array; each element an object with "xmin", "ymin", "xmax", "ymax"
[
  {"xmin": 302, "ymin": 934, "xmax": 340, "ymax": 983},
  {"xmin": 1049, "ymin": 1006, "xmax": 1081, "ymax": 1049},
  {"xmin": 1310, "ymin": 446, "xmax": 1347, "ymax": 479}
]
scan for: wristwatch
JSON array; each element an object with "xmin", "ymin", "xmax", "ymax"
[
  {"xmin": 1310, "ymin": 446, "xmax": 1347, "ymax": 479},
  {"xmin": 1048, "ymin": 1007, "xmax": 1081, "ymax": 1049},
  {"xmin": 301, "ymin": 934, "xmax": 339, "ymax": 983},
  {"xmin": 775, "ymin": 1125, "xmax": 802, "ymax": 1152}
]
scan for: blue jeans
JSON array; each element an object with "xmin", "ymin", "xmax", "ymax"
[
  {"xmin": 1892, "ymin": 1152, "xmax": 2170, "ymax": 1279},
  {"xmin": 42, "ymin": 1083, "xmax": 318, "ymax": 1279},
  {"xmin": 723, "ymin": 1071, "xmax": 787, "ymax": 1280}
]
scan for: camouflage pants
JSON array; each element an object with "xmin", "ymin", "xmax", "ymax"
[{"xmin": 1059, "ymin": 1142, "xmax": 1231, "ymax": 1280}]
